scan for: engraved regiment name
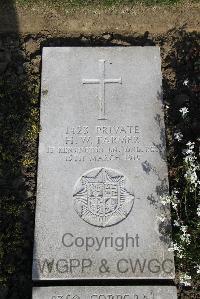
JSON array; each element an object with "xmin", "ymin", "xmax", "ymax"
[{"xmin": 46, "ymin": 124, "xmax": 160, "ymax": 163}]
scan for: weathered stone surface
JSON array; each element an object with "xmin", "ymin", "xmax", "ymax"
[
  {"xmin": 32, "ymin": 286, "xmax": 177, "ymax": 299},
  {"xmin": 33, "ymin": 47, "xmax": 174, "ymax": 280}
]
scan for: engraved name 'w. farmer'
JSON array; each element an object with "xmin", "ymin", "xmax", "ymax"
[{"xmin": 82, "ymin": 59, "xmax": 122, "ymax": 120}]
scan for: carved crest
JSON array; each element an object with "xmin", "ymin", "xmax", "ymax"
[{"xmin": 73, "ymin": 168, "xmax": 134, "ymax": 227}]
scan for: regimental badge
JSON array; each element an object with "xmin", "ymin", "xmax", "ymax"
[{"xmin": 73, "ymin": 167, "xmax": 134, "ymax": 227}]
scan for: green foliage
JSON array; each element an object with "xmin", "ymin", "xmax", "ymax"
[{"xmin": 163, "ymin": 31, "xmax": 200, "ymax": 288}]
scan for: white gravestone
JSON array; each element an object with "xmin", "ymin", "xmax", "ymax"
[{"xmin": 32, "ymin": 47, "xmax": 174, "ymax": 280}]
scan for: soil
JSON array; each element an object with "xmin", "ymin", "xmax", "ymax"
[{"xmin": 0, "ymin": 1, "xmax": 200, "ymax": 35}]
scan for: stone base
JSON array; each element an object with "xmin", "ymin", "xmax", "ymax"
[{"xmin": 32, "ymin": 285, "xmax": 177, "ymax": 299}]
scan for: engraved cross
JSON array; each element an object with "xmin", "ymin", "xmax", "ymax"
[{"xmin": 82, "ymin": 59, "xmax": 122, "ymax": 120}]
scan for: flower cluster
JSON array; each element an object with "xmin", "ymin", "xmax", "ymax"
[
  {"xmin": 160, "ymin": 189, "xmax": 179, "ymax": 210},
  {"xmin": 183, "ymin": 142, "xmax": 200, "ymax": 192},
  {"xmin": 179, "ymin": 273, "xmax": 192, "ymax": 286},
  {"xmin": 168, "ymin": 241, "xmax": 184, "ymax": 259},
  {"xmin": 179, "ymin": 225, "xmax": 191, "ymax": 244},
  {"xmin": 165, "ymin": 37, "xmax": 200, "ymax": 293},
  {"xmin": 169, "ymin": 104, "xmax": 200, "ymax": 288}
]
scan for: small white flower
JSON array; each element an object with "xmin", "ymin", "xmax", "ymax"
[
  {"xmin": 183, "ymin": 79, "xmax": 189, "ymax": 86},
  {"xmin": 195, "ymin": 265, "xmax": 200, "ymax": 274},
  {"xmin": 179, "ymin": 107, "xmax": 189, "ymax": 117},
  {"xmin": 197, "ymin": 205, "xmax": 200, "ymax": 217},
  {"xmin": 185, "ymin": 148, "xmax": 194, "ymax": 155},
  {"xmin": 180, "ymin": 233, "xmax": 191, "ymax": 244},
  {"xmin": 172, "ymin": 202, "xmax": 178, "ymax": 209},
  {"xmin": 179, "ymin": 273, "xmax": 191, "ymax": 286},
  {"xmin": 172, "ymin": 189, "xmax": 179, "ymax": 195},
  {"xmin": 180, "ymin": 226, "xmax": 191, "ymax": 244},
  {"xmin": 186, "ymin": 141, "xmax": 195, "ymax": 149},
  {"xmin": 173, "ymin": 220, "xmax": 180, "ymax": 227},
  {"xmin": 180, "ymin": 225, "xmax": 188, "ymax": 234},
  {"xmin": 184, "ymin": 155, "xmax": 195, "ymax": 163},
  {"xmin": 170, "ymin": 190, "xmax": 179, "ymax": 210},
  {"xmin": 168, "ymin": 242, "xmax": 178, "ymax": 252},
  {"xmin": 157, "ymin": 214, "xmax": 166, "ymax": 222},
  {"xmin": 160, "ymin": 195, "xmax": 171, "ymax": 206},
  {"xmin": 168, "ymin": 242, "xmax": 184, "ymax": 258},
  {"xmin": 177, "ymin": 252, "xmax": 184, "ymax": 259},
  {"xmin": 174, "ymin": 131, "xmax": 183, "ymax": 141},
  {"xmin": 184, "ymin": 169, "xmax": 197, "ymax": 184}
]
